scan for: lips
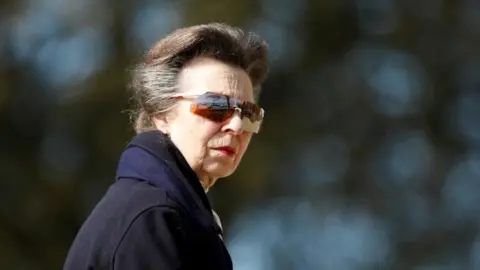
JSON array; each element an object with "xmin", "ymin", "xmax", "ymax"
[{"xmin": 212, "ymin": 146, "xmax": 236, "ymax": 156}]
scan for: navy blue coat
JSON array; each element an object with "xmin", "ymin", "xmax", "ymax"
[{"xmin": 63, "ymin": 131, "xmax": 233, "ymax": 270}]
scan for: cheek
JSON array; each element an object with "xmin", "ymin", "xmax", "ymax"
[
  {"xmin": 171, "ymin": 111, "xmax": 213, "ymax": 146},
  {"xmin": 195, "ymin": 118, "xmax": 223, "ymax": 146}
]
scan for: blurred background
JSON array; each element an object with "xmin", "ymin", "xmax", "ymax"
[{"xmin": 1, "ymin": 0, "xmax": 480, "ymax": 269}]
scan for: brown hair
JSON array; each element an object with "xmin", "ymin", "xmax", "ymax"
[{"xmin": 129, "ymin": 22, "xmax": 269, "ymax": 133}]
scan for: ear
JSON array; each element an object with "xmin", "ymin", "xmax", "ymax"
[{"xmin": 153, "ymin": 115, "xmax": 170, "ymax": 134}]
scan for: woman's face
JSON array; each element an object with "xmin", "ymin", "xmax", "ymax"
[{"xmin": 155, "ymin": 57, "xmax": 256, "ymax": 184}]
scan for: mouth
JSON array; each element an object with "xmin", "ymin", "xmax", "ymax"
[{"xmin": 211, "ymin": 146, "xmax": 236, "ymax": 157}]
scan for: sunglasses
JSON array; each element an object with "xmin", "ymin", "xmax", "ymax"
[{"xmin": 172, "ymin": 92, "xmax": 265, "ymax": 133}]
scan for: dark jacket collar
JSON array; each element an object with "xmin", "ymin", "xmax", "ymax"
[{"xmin": 115, "ymin": 130, "xmax": 215, "ymax": 224}]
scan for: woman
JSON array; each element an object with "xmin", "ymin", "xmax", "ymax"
[{"xmin": 63, "ymin": 22, "xmax": 269, "ymax": 270}]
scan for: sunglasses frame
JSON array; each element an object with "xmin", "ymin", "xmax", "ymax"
[{"xmin": 172, "ymin": 91, "xmax": 265, "ymax": 133}]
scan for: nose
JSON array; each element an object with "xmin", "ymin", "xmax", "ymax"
[{"xmin": 222, "ymin": 110, "xmax": 244, "ymax": 135}]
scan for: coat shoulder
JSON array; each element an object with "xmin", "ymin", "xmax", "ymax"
[{"xmin": 63, "ymin": 178, "xmax": 185, "ymax": 269}]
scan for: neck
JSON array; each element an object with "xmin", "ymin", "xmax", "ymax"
[{"xmin": 198, "ymin": 174, "xmax": 217, "ymax": 192}]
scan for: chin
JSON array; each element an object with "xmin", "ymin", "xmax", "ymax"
[{"xmin": 204, "ymin": 163, "xmax": 237, "ymax": 179}]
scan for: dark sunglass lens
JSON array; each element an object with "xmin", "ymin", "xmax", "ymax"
[
  {"xmin": 196, "ymin": 93, "xmax": 228, "ymax": 109},
  {"xmin": 192, "ymin": 105, "xmax": 233, "ymax": 122},
  {"xmin": 207, "ymin": 109, "xmax": 233, "ymax": 122},
  {"xmin": 192, "ymin": 93, "xmax": 233, "ymax": 122}
]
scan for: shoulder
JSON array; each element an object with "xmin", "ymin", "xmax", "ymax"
[
  {"xmin": 72, "ymin": 179, "xmax": 185, "ymax": 248},
  {"xmin": 64, "ymin": 179, "xmax": 189, "ymax": 268},
  {"xmin": 95, "ymin": 178, "xmax": 187, "ymax": 228},
  {"xmin": 115, "ymin": 203, "xmax": 187, "ymax": 244},
  {"xmin": 110, "ymin": 205, "xmax": 196, "ymax": 269},
  {"xmin": 116, "ymin": 204, "xmax": 187, "ymax": 245}
]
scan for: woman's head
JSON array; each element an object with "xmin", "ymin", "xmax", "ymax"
[{"xmin": 129, "ymin": 23, "xmax": 269, "ymax": 187}]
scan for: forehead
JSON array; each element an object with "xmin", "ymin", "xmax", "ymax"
[{"xmin": 177, "ymin": 57, "xmax": 254, "ymax": 102}]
